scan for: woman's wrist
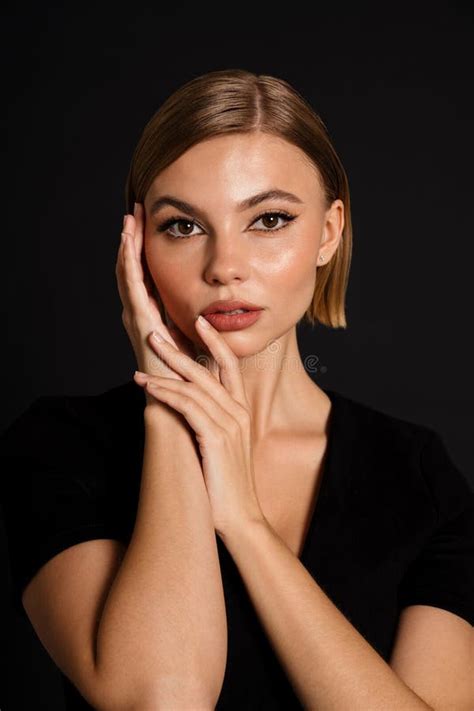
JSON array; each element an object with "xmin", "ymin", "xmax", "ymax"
[
  {"xmin": 143, "ymin": 402, "xmax": 203, "ymax": 468},
  {"xmin": 144, "ymin": 401, "xmax": 181, "ymax": 426},
  {"xmin": 143, "ymin": 402, "xmax": 196, "ymax": 441}
]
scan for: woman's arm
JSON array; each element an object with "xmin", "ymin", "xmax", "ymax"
[
  {"xmin": 221, "ymin": 518, "xmax": 433, "ymax": 711},
  {"xmin": 97, "ymin": 205, "xmax": 227, "ymax": 707},
  {"xmin": 131, "ymin": 329, "xmax": 431, "ymax": 708},
  {"xmin": 94, "ymin": 405, "xmax": 227, "ymax": 709}
]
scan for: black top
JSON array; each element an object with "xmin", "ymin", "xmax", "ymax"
[{"xmin": 1, "ymin": 380, "xmax": 473, "ymax": 710}]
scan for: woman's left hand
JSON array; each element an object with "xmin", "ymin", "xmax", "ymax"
[{"xmin": 133, "ymin": 316, "xmax": 265, "ymax": 539}]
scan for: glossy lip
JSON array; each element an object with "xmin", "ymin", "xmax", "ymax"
[
  {"xmin": 204, "ymin": 309, "xmax": 263, "ymax": 332},
  {"xmin": 201, "ymin": 299, "xmax": 263, "ymax": 316}
]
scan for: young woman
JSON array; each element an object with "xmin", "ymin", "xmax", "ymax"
[{"xmin": 1, "ymin": 69, "xmax": 473, "ymax": 710}]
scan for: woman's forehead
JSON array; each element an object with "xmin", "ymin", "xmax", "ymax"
[{"xmin": 145, "ymin": 136, "xmax": 323, "ymax": 210}]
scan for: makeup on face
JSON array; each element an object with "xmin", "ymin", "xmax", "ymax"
[{"xmin": 203, "ymin": 309, "xmax": 263, "ymax": 331}]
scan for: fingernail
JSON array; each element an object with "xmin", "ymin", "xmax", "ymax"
[
  {"xmin": 134, "ymin": 370, "xmax": 148, "ymax": 380},
  {"xmin": 123, "ymin": 215, "xmax": 127, "ymax": 228},
  {"xmin": 152, "ymin": 330, "xmax": 165, "ymax": 342},
  {"xmin": 197, "ymin": 315, "xmax": 210, "ymax": 329}
]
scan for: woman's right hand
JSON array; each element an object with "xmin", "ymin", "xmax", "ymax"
[{"xmin": 115, "ymin": 202, "xmax": 197, "ymax": 408}]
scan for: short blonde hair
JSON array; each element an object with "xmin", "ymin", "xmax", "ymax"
[{"xmin": 125, "ymin": 69, "xmax": 352, "ymax": 328}]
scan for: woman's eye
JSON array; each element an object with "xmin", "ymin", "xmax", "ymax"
[
  {"xmin": 156, "ymin": 210, "xmax": 296, "ymax": 240},
  {"xmin": 157, "ymin": 217, "xmax": 203, "ymax": 240},
  {"xmin": 251, "ymin": 211, "xmax": 296, "ymax": 232}
]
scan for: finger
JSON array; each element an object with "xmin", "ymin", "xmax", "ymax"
[
  {"xmin": 132, "ymin": 202, "xmax": 144, "ymax": 269},
  {"xmin": 118, "ymin": 205, "xmax": 144, "ymax": 280},
  {"xmin": 120, "ymin": 224, "xmax": 152, "ymax": 321},
  {"xmin": 135, "ymin": 372, "xmax": 234, "ymax": 425},
  {"xmin": 116, "ymin": 211, "xmax": 145, "ymax": 307},
  {"xmin": 137, "ymin": 376, "xmax": 228, "ymax": 441},
  {"xmin": 127, "ymin": 207, "xmax": 178, "ymax": 348},
  {"xmin": 117, "ymin": 220, "xmax": 179, "ymax": 365},
  {"xmin": 115, "ymin": 215, "xmax": 129, "ymax": 306},
  {"xmin": 116, "ymin": 215, "xmax": 133, "ymax": 285},
  {"xmin": 133, "ymin": 203, "xmax": 163, "ymax": 319},
  {"xmin": 194, "ymin": 316, "xmax": 248, "ymax": 409},
  {"xmin": 122, "ymin": 211, "xmax": 143, "ymax": 281},
  {"xmin": 120, "ymin": 220, "xmax": 172, "ymax": 346},
  {"xmin": 147, "ymin": 332, "xmax": 249, "ymax": 422},
  {"xmin": 116, "ymin": 217, "xmax": 144, "ymax": 316}
]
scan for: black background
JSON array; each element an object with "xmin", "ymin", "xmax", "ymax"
[{"xmin": 1, "ymin": 3, "xmax": 473, "ymax": 708}]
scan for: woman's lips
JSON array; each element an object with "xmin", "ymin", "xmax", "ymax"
[
  {"xmin": 203, "ymin": 309, "xmax": 263, "ymax": 331},
  {"xmin": 201, "ymin": 299, "xmax": 262, "ymax": 315}
]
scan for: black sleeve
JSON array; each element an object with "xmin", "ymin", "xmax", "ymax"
[
  {"xmin": 397, "ymin": 428, "xmax": 474, "ymax": 626},
  {"xmin": 0, "ymin": 395, "xmax": 124, "ymax": 617}
]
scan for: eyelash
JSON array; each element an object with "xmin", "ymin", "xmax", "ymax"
[{"xmin": 156, "ymin": 210, "xmax": 297, "ymax": 240}]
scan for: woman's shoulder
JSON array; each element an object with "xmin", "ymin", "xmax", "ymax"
[
  {"xmin": 0, "ymin": 380, "xmax": 145, "ymax": 537},
  {"xmin": 0, "ymin": 382, "xmax": 143, "ymax": 613},
  {"xmin": 326, "ymin": 386, "xmax": 445, "ymax": 448},
  {"xmin": 27, "ymin": 378, "xmax": 144, "ymax": 423},
  {"xmin": 0, "ymin": 379, "xmax": 145, "ymax": 464},
  {"xmin": 326, "ymin": 387, "xmax": 474, "ymax": 520}
]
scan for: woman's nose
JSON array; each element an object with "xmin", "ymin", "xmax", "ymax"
[{"xmin": 203, "ymin": 234, "xmax": 252, "ymax": 285}]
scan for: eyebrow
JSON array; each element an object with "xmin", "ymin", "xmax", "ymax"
[{"xmin": 148, "ymin": 188, "xmax": 304, "ymax": 219}]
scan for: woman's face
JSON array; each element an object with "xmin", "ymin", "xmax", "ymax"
[{"xmin": 143, "ymin": 131, "xmax": 343, "ymax": 355}]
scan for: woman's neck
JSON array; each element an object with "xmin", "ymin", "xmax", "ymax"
[{"xmin": 195, "ymin": 327, "xmax": 329, "ymax": 445}]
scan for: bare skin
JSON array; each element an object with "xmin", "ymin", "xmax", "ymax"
[
  {"xmin": 121, "ymin": 131, "xmax": 471, "ymax": 710},
  {"xmin": 143, "ymin": 132, "xmax": 344, "ymax": 438},
  {"xmin": 138, "ymin": 131, "xmax": 344, "ymax": 550},
  {"xmin": 251, "ymin": 426, "xmax": 331, "ymax": 558}
]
